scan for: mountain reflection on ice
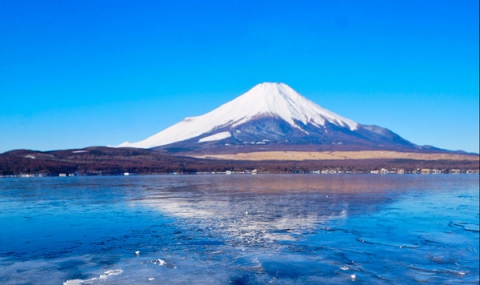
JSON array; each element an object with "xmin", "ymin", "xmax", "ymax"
[{"xmin": 0, "ymin": 175, "xmax": 478, "ymax": 284}]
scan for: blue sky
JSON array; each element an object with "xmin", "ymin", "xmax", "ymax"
[{"xmin": 1, "ymin": 0, "xmax": 478, "ymax": 153}]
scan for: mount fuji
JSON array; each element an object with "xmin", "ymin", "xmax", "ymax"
[{"xmin": 119, "ymin": 83, "xmax": 435, "ymax": 154}]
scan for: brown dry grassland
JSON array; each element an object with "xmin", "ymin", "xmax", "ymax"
[{"xmin": 191, "ymin": 151, "xmax": 480, "ymax": 161}]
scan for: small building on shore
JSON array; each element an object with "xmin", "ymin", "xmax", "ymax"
[{"xmin": 421, "ymin": 169, "xmax": 431, "ymax": 174}]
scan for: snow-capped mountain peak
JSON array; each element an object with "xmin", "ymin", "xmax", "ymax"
[
  {"xmin": 228, "ymin": 82, "xmax": 358, "ymax": 130},
  {"xmin": 119, "ymin": 83, "xmax": 359, "ymax": 148}
]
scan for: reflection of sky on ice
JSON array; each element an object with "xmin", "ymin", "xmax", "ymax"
[
  {"xmin": 0, "ymin": 175, "xmax": 478, "ymax": 284},
  {"xmin": 139, "ymin": 192, "xmax": 348, "ymax": 244}
]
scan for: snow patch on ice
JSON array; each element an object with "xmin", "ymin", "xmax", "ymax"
[
  {"xmin": 63, "ymin": 280, "xmax": 91, "ymax": 285},
  {"xmin": 63, "ymin": 269, "xmax": 123, "ymax": 285}
]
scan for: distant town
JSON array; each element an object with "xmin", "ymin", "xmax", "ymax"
[{"xmin": 3, "ymin": 167, "xmax": 479, "ymax": 178}]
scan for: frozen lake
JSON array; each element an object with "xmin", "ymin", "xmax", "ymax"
[{"xmin": 0, "ymin": 174, "xmax": 478, "ymax": 284}]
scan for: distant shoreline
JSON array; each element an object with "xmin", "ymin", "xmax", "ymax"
[{"xmin": 2, "ymin": 171, "xmax": 480, "ymax": 179}]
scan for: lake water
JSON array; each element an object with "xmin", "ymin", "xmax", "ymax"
[{"xmin": 0, "ymin": 175, "xmax": 478, "ymax": 284}]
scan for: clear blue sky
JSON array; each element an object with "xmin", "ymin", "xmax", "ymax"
[{"xmin": 1, "ymin": 0, "xmax": 478, "ymax": 153}]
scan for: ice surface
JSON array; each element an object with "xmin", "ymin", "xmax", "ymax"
[
  {"xmin": 119, "ymin": 83, "xmax": 358, "ymax": 148},
  {"xmin": 0, "ymin": 175, "xmax": 478, "ymax": 284}
]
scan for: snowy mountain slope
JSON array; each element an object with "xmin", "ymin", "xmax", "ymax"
[
  {"xmin": 118, "ymin": 82, "xmax": 429, "ymax": 154},
  {"xmin": 119, "ymin": 83, "xmax": 360, "ymax": 148}
]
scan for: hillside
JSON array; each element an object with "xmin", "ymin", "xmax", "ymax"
[{"xmin": 1, "ymin": 147, "xmax": 477, "ymax": 176}]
